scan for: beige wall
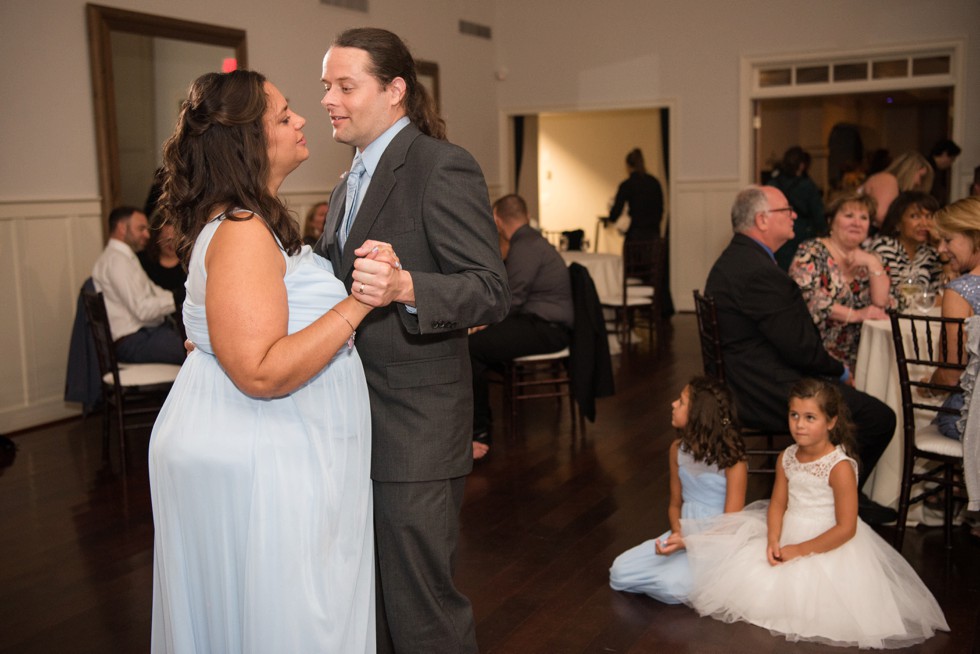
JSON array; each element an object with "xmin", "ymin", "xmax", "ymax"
[
  {"xmin": 537, "ymin": 108, "xmax": 665, "ymax": 253},
  {"xmin": 2, "ymin": 0, "xmax": 978, "ymax": 429}
]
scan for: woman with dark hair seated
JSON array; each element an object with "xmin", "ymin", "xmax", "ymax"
[
  {"xmin": 867, "ymin": 191, "xmax": 943, "ymax": 310},
  {"xmin": 138, "ymin": 215, "xmax": 187, "ymax": 327}
]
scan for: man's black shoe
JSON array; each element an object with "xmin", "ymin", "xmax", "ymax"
[{"xmin": 858, "ymin": 493, "xmax": 898, "ymax": 525}]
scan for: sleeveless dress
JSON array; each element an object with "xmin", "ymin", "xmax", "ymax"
[
  {"xmin": 148, "ymin": 216, "xmax": 375, "ymax": 653},
  {"xmin": 609, "ymin": 446, "xmax": 728, "ymax": 604},
  {"xmin": 936, "ymin": 273, "xmax": 980, "ymax": 439},
  {"xmin": 683, "ymin": 445, "xmax": 948, "ymax": 649}
]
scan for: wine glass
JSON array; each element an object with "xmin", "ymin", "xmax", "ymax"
[
  {"xmin": 913, "ymin": 288, "xmax": 937, "ymax": 314},
  {"xmin": 898, "ymin": 278, "xmax": 925, "ymax": 310}
]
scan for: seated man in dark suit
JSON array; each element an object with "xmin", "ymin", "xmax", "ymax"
[
  {"xmin": 706, "ymin": 185, "xmax": 897, "ymax": 524},
  {"xmin": 469, "ymin": 194, "xmax": 574, "ymax": 458}
]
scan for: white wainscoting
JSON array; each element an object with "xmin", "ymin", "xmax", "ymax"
[
  {"xmin": 0, "ymin": 193, "xmax": 334, "ymax": 433},
  {"xmin": 0, "ymin": 199, "xmax": 104, "ymax": 432},
  {"xmin": 670, "ymin": 179, "xmax": 742, "ymax": 313}
]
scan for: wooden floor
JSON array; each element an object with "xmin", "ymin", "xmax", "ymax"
[{"xmin": 1, "ymin": 314, "xmax": 977, "ymax": 653}]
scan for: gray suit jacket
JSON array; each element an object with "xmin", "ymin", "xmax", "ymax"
[{"xmin": 316, "ymin": 123, "xmax": 510, "ymax": 482}]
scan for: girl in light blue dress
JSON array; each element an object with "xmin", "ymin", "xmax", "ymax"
[{"xmin": 609, "ymin": 376, "xmax": 747, "ymax": 603}]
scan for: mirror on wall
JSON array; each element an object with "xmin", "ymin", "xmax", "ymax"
[{"xmin": 87, "ymin": 4, "xmax": 247, "ymax": 222}]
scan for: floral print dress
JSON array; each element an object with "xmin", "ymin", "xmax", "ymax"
[{"xmin": 789, "ymin": 239, "xmax": 873, "ymax": 371}]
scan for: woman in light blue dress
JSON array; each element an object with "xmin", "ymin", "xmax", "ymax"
[
  {"xmin": 609, "ymin": 376, "xmax": 747, "ymax": 604},
  {"xmin": 930, "ymin": 197, "xmax": 980, "ymax": 441},
  {"xmin": 149, "ymin": 71, "xmax": 394, "ymax": 653}
]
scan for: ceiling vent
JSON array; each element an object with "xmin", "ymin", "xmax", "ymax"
[
  {"xmin": 321, "ymin": 0, "xmax": 368, "ymax": 12},
  {"xmin": 459, "ymin": 20, "xmax": 491, "ymax": 39}
]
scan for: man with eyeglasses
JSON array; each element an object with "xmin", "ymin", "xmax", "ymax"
[{"xmin": 705, "ymin": 185, "xmax": 897, "ymax": 525}]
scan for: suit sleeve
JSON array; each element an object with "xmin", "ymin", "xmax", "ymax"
[
  {"xmin": 741, "ymin": 265, "xmax": 844, "ymax": 376},
  {"xmin": 402, "ymin": 144, "xmax": 510, "ymax": 334}
]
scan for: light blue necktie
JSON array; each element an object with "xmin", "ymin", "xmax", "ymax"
[{"xmin": 338, "ymin": 156, "xmax": 365, "ymax": 253}]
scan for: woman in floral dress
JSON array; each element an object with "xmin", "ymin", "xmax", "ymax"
[{"xmin": 789, "ymin": 193, "xmax": 891, "ymax": 371}]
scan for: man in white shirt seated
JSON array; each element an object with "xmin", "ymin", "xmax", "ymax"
[{"xmin": 91, "ymin": 206, "xmax": 184, "ymax": 365}]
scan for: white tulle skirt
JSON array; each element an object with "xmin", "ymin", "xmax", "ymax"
[{"xmin": 682, "ymin": 501, "xmax": 948, "ymax": 649}]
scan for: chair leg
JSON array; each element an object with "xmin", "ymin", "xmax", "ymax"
[
  {"xmin": 943, "ymin": 463, "xmax": 955, "ymax": 549},
  {"xmin": 115, "ymin": 396, "xmax": 127, "ymax": 471},
  {"xmin": 892, "ymin": 454, "xmax": 916, "ymax": 551},
  {"xmin": 101, "ymin": 399, "xmax": 111, "ymax": 462}
]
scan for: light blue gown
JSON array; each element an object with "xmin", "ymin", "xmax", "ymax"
[
  {"xmin": 149, "ymin": 217, "xmax": 375, "ymax": 653},
  {"xmin": 609, "ymin": 446, "xmax": 727, "ymax": 604}
]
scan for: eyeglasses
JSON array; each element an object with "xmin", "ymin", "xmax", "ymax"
[{"xmin": 766, "ymin": 207, "xmax": 796, "ymax": 215}]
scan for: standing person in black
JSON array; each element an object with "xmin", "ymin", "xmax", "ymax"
[
  {"xmin": 705, "ymin": 185, "xmax": 897, "ymax": 525},
  {"xmin": 928, "ymin": 139, "xmax": 961, "ymax": 207},
  {"xmin": 607, "ymin": 147, "xmax": 674, "ymax": 316},
  {"xmin": 766, "ymin": 146, "xmax": 825, "ymax": 271},
  {"xmin": 608, "ymin": 147, "xmax": 664, "ymax": 244}
]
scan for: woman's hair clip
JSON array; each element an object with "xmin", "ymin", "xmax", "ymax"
[{"xmin": 721, "ymin": 417, "xmax": 731, "ymax": 426}]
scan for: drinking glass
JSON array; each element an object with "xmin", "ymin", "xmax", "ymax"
[{"xmin": 913, "ymin": 289, "xmax": 937, "ymax": 314}]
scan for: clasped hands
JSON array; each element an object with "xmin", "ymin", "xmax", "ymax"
[
  {"xmin": 654, "ymin": 532, "xmax": 685, "ymax": 556},
  {"xmin": 351, "ymin": 240, "xmax": 411, "ymax": 308}
]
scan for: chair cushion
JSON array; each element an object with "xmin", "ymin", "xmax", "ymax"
[
  {"xmin": 105, "ymin": 363, "xmax": 182, "ymax": 387},
  {"xmin": 513, "ymin": 348, "xmax": 570, "ymax": 363},
  {"xmin": 598, "ymin": 294, "xmax": 654, "ymax": 307},
  {"xmin": 914, "ymin": 422, "xmax": 964, "ymax": 458},
  {"xmin": 626, "ymin": 285, "xmax": 654, "ymax": 298}
]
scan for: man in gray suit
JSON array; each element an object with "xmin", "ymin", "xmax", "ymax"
[{"xmin": 316, "ymin": 28, "xmax": 510, "ymax": 653}]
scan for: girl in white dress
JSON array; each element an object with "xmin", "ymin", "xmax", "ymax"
[
  {"xmin": 609, "ymin": 376, "xmax": 747, "ymax": 603},
  {"xmin": 684, "ymin": 378, "xmax": 949, "ymax": 649}
]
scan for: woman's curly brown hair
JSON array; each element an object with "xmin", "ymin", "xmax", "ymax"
[
  {"xmin": 679, "ymin": 376, "xmax": 746, "ymax": 470},
  {"xmin": 157, "ymin": 70, "xmax": 302, "ymax": 262}
]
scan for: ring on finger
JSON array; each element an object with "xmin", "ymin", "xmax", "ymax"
[{"xmin": 358, "ymin": 282, "xmax": 365, "ymax": 294}]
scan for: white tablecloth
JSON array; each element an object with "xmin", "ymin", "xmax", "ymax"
[
  {"xmin": 854, "ymin": 310, "xmax": 942, "ymax": 519},
  {"xmin": 559, "ymin": 251, "xmax": 623, "ymax": 355},
  {"xmin": 560, "ymin": 251, "xmax": 622, "ymax": 300}
]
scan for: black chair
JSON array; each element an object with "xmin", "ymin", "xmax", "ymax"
[
  {"xmin": 81, "ymin": 290, "xmax": 180, "ymax": 465},
  {"xmin": 601, "ymin": 238, "xmax": 665, "ymax": 348},
  {"xmin": 890, "ymin": 312, "xmax": 967, "ymax": 550},
  {"xmin": 498, "ymin": 264, "xmax": 614, "ymax": 439},
  {"xmin": 692, "ymin": 290, "xmax": 789, "ymax": 475},
  {"xmin": 501, "ymin": 347, "xmax": 575, "ymax": 439}
]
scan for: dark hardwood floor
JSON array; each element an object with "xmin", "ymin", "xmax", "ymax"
[{"xmin": 1, "ymin": 314, "xmax": 977, "ymax": 653}]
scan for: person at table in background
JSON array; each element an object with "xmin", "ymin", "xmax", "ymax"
[
  {"xmin": 766, "ymin": 146, "xmax": 825, "ymax": 271},
  {"xmin": 150, "ymin": 69, "xmax": 378, "ymax": 652},
  {"xmin": 705, "ymin": 185, "xmax": 897, "ymax": 525},
  {"xmin": 928, "ymin": 197, "xmax": 980, "ymax": 442},
  {"xmin": 303, "ymin": 200, "xmax": 329, "ymax": 246},
  {"xmin": 91, "ymin": 206, "xmax": 185, "ymax": 365},
  {"xmin": 867, "ymin": 191, "xmax": 943, "ymax": 309},
  {"xmin": 859, "ymin": 150, "xmax": 934, "ymax": 231},
  {"xmin": 607, "ymin": 147, "xmax": 664, "ymax": 245},
  {"xmin": 789, "ymin": 193, "xmax": 890, "ymax": 372},
  {"xmin": 138, "ymin": 214, "xmax": 187, "ymax": 329},
  {"xmin": 469, "ymin": 194, "xmax": 573, "ymax": 460},
  {"xmin": 928, "ymin": 139, "xmax": 961, "ymax": 207}
]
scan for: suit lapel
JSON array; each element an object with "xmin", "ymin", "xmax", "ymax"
[{"xmin": 338, "ymin": 124, "xmax": 420, "ymax": 279}]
